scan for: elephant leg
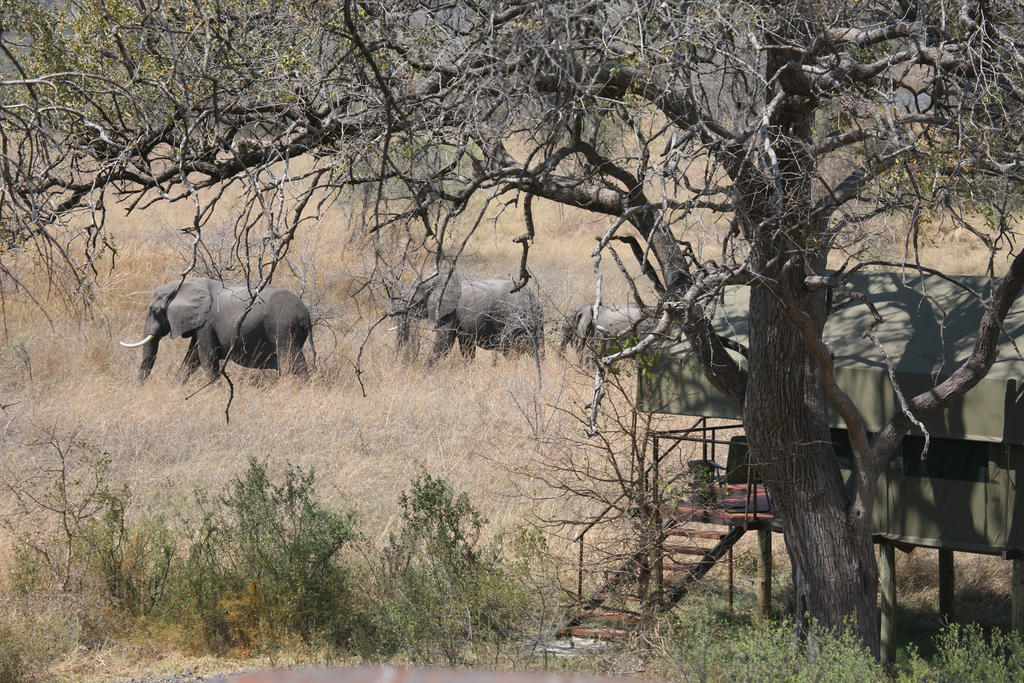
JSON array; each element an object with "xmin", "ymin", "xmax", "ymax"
[
  {"xmin": 456, "ymin": 331, "xmax": 477, "ymax": 360},
  {"xmin": 276, "ymin": 329, "xmax": 309, "ymax": 378},
  {"xmin": 427, "ymin": 328, "xmax": 457, "ymax": 365},
  {"xmin": 176, "ymin": 338, "xmax": 201, "ymax": 382},
  {"xmin": 196, "ymin": 326, "xmax": 221, "ymax": 382},
  {"xmin": 287, "ymin": 349, "xmax": 309, "ymax": 377},
  {"xmin": 498, "ymin": 337, "xmax": 515, "ymax": 361}
]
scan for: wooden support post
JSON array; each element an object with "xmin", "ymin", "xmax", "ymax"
[
  {"xmin": 1013, "ymin": 558, "xmax": 1024, "ymax": 632},
  {"xmin": 651, "ymin": 437, "xmax": 663, "ymax": 606},
  {"xmin": 758, "ymin": 529, "xmax": 772, "ymax": 618},
  {"xmin": 879, "ymin": 541, "xmax": 896, "ymax": 667},
  {"xmin": 728, "ymin": 546, "xmax": 734, "ymax": 611},
  {"xmin": 939, "ymin": 549, "xmax": 954, "ymax": 620}
]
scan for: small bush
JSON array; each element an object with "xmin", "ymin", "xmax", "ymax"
[
  {"xmin": 373, "ymin": 473, "xmax": 529, "ymax": 665},
  {"xmin": 0, "ymin": 436, "xmax": 181, "ymax": 678},
  {"xmin": 172, "ymin": 458, "xmax": 361, "ymax": 653},
  {"xmin": 1, "ymin": 436, "xmax": 116, "ymax": 594},
  {"xmin": 652, "ymin": 606, "xmax": 883, "ymax": 682},
  {"xmin": 83, "ymin": 491, "xmax": 176, "ymax": 618},
  {"xmin": 899, "ymin": 622, "xmax": 1024, "ymax": 681}
]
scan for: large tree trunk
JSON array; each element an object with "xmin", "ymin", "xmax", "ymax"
[
  {"xmin": 743, "ymin": 263, "xmax": 880, "ymax": 653},
  {"xmin": 725, "ymin": 29, "xmax": 882, "ymax": 654}
]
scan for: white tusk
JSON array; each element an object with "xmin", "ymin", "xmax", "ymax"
[
  {"xmin": 119, "ymin": 334, "xmax": 155, "ymax": 348},
  {"xmin": 387, "ymin": 326, "xmax": 398, "ymax": 331}
]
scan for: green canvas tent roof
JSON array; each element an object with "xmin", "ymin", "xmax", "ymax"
[{"xmin": 639, "ymin": 271, "xmax": 1024, "ymax": 444}]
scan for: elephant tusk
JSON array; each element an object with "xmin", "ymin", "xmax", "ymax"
[
  {"xmin": 120, "ymin": 334, "xmax": 155, "ymax": 348},
  {"xmin": 387, "ymin": 326, "xmax": 398, "ymax": 331}
]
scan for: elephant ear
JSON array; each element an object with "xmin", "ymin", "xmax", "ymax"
[
  {"xmin": 428, "ymin": 271, "xmax": 461, "ymax": 320},
  {"xmin": 167, "ymin": 280, "xmax": 213, "ymax": 338}
]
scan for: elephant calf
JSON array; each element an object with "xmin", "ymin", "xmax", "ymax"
[
  {"xmin": 397, "ymin": 269, "xmax": 544, "ymax": 364},
  {"xmin": 560, "ymin": 301, "xmax": 651, "ymax": 360},
  {"xmin": 121, "ymin": 277, "xmax": 313, "ymax": 382}
]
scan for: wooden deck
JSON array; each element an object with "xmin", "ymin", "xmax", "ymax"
[{"xmin": 666, "ymin": 483, "xmax": 775, "ymax": 530}]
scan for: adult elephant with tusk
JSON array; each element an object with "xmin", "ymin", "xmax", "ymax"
[
  {"xmin": 396, "ymin": 269, "xmax": 544, "ymax": 364},
  {"xmin": 121, "ymin": 278, "xmax": 313, "ymax": 383}
]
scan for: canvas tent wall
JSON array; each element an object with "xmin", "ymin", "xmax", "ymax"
[{"xmin": 638, "ymin": 271, "xmax": 1024, "ymax": 556}]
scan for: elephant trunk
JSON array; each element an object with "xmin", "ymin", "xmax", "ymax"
[
  {"xmin": 390, "ymin": 295, "xmax": 409, "ymax": 346},
  {"xmin": 393, "ymin": 286, "xmax": 428, "ymax": 360},
  {"xmin": 394, "ymin": 308, "xmax": 411, "ymax": 347},
  {"xmin": 137, "ymin": 336, "xmax": 160, "ymax": 382},
  {"xmin": 129, "ymin": 315, "xmax": 166, "ymax": 383},
  {"xmin": 394, "ymin": 308, "xmax": 421, "ymax": 362}
]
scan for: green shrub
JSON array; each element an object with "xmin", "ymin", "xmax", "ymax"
[
  {"xmin": 173, "ymin": 458, "xmax": 361, "ymax": 652},
  {"xmin": 0, "ymin": 436, "xmax": 181, "ymax": 679},
  {"xmin": 653, "ymin": 606, "xmax": 883, "ymax": 682},
  {"xmin": 82, "ymin": 490, "xmax": 176, "ymax": 618},
  {"xmin": 899, "ymin": 622, "xmax": 1024, "ymax": 681},
  {"xmin": 373, "ymin": 473, "xmax": 528, "ymax": 665},
  {"xmin": 1, "ymin": 446, "xmax": 372, "ymax": 666}
]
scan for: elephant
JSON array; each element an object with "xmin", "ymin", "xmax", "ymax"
[
  {"xmin": 120, "ymin": 278, "xmax": 313, "ymax": 382},
  {"xmin": 396, "ymin": 270, "xmax": 544, "ymax": 363},
  {"xmin": 559, "ymin": 301, "xmax": 651, "ymax": 359}
]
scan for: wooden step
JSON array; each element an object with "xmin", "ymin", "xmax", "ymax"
[
  {"xmin": 556, "ymin": 626, "xmax": 629, "ymax": 639},
  {"xmin": 667, "ymin": 504, "xmax": 731, "ymax": 520},
  {"xmin": 592, "ymin": 592, "xmax": 643, "ymax": 604},
  {"xmin": 662, "ymin": 543, "xmax": 713, "ymax": 556},
  {"xmin": 662, "ymin": 561, "xmax": 700, "ymax": 573},
  {"xmin": 574, "ymin": 608, "xmax": 642, "ymax": 622},
  {"xmin": 664, "ymin": 528, "xmax": 728, "ymax": 540}
]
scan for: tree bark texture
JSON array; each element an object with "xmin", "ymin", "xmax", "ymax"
[{"xmin": 744, "ymin": 270, "xmax": 879, "ymax": 651}]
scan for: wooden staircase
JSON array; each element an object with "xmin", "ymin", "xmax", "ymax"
[{"xmin": 557, "ymin": 483, "xmax": 772, "ymax": 640}]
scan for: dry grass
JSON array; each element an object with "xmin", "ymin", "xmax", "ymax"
[
  {"xmin": 0, "ymin": 193, "xmax": 1016, "ymax": 679},
  {"xmin": 897, "ymin": 547, "xmax": 1012, "ymax": 627}
]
